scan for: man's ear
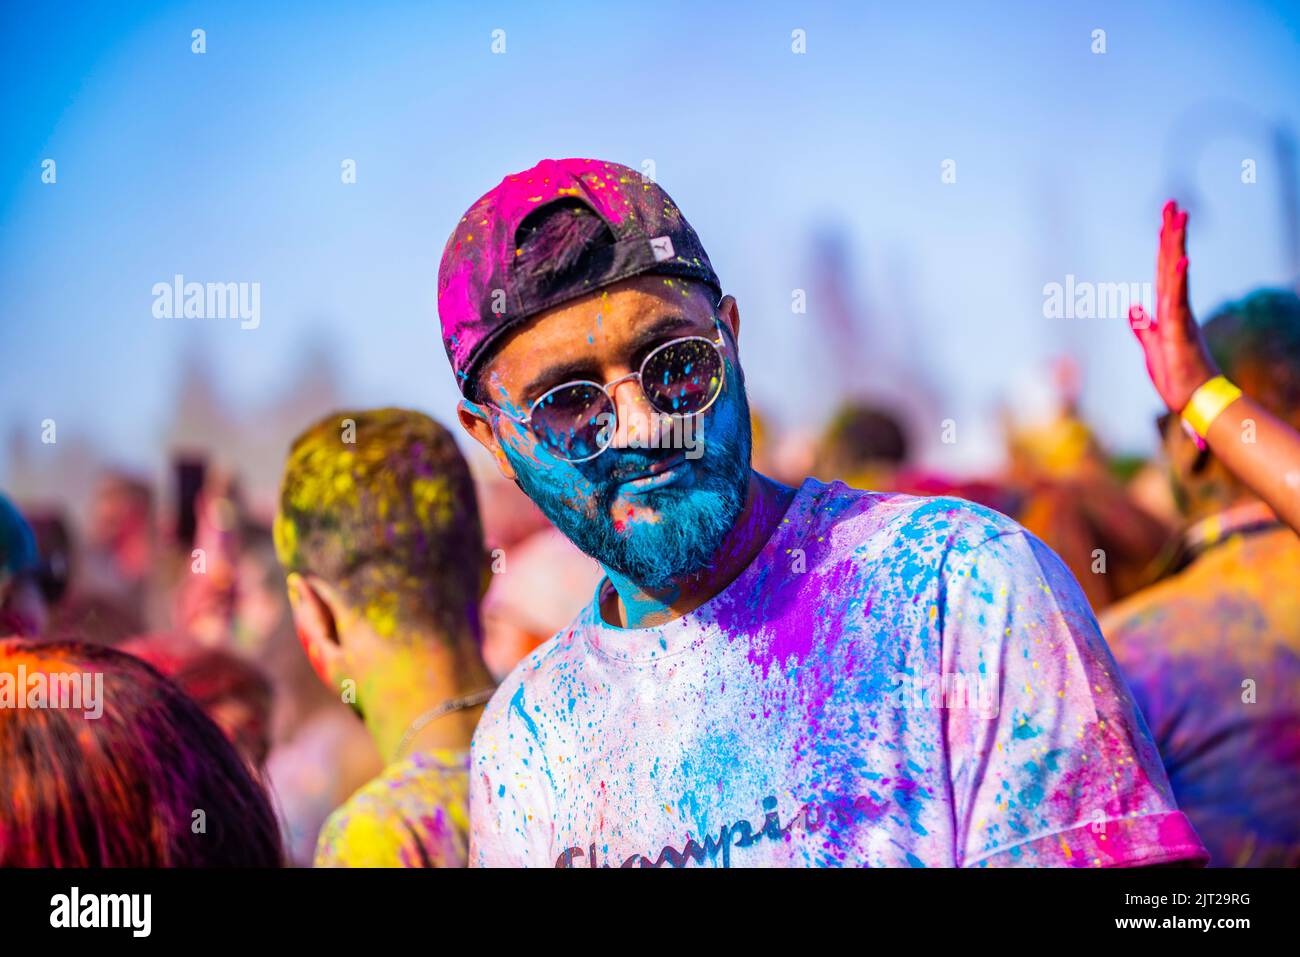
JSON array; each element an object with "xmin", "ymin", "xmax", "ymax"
[
  {"xmin": 458, "ymin": 399, "xmax": 517, "ymax": 481},
  {"xmin": 717, "ymin": 294, "xmax": 741, "ymax": 348},
  {"xmin": 285, "ymin": 572, "xmax": 347, "ymax": 691}
]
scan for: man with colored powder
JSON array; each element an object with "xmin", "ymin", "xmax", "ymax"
[
  {"xmin": 438, "ymin": 158, "xmax": 1207, "ymax": 867},
  {"xmin": 1103, "ymin": 276, "xmax": 1300, "ymax": 864},
  {"xmin": 274, "ymin": 408, "xmax": 496, "ymax": 867}
]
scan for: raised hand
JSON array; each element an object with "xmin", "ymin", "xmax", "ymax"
[{"xmin": 1128, "ymin": 200, "xmax": 1220, "ymax": 413}]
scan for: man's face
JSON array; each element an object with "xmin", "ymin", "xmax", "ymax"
[{"xmin": 462, "ymin": 276, "xmax": 752, "ymax": 590}]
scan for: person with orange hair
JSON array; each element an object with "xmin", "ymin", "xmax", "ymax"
[{"xmin": 0, "ymin": 638, "xmax": 282, "ymax": 866}]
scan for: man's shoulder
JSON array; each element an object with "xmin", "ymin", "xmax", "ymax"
[
  {"xmin": 330, "ymin": 754, "xmax": 466, "ymax": 822},
  {"xmin": 314, "ymin": 756, "xmax": 469, "ymax": 867},
  {"xmin": 801, "ymin": 478, "xmax": 1023, "ymax": 565}
]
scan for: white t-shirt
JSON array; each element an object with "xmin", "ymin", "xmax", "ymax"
[{"xmin": 469, "ymin": 478, "xmax": 1206, "ymax": 867}]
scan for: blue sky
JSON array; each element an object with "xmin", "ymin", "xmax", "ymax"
[{"xmin": 3, "ymin": 0, "xmax": 1298, "ymax": 477}]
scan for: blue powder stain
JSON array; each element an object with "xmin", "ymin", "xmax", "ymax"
[
  {"xmin": 498, "ymin": 785, "xmax": 505, "ymax": 798},
  {"xmin": 906, "ymin": 852, "xmax": 926, "ymax": 868},
  {"xmin": 1042, "ymin": 748, "xmax": 1066, "ymax": 772},
  {"xmin": 1017, "ymin": 761, "xmax": 1046, "ymax": 808},
  {"xmin": 1012, "ymin": 722, "xmax": 1040, "ymax": 740},
  {"xmin": 510, "ymin": 685, "xmax": 542, "ymax": 742},
  {"xmin": 567, "ymin": 697, "xmax": 576, "ymax": 712}
]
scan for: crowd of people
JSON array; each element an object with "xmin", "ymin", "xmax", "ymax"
[{"xmin": 2, "ymin": 161, "xmax": 1297, "ymax": 867}]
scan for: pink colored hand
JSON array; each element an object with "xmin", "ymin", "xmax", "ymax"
[{"xmin": 1128, "ymin": 200, "xmax": 1220, "ymax": 413}]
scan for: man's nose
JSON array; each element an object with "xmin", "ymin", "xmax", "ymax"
[{"xmin": 608, "ymin": 377, "xmax": 654, "ymax": 450}]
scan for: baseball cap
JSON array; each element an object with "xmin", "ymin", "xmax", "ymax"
[{"xmin": 437, "ymin": 158, "xmax": 721, "ymax": 399}]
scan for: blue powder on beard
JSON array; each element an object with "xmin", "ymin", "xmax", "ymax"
[{"xmin": 503, "ymin": 365, "xmax": 753, "ymax": 591}]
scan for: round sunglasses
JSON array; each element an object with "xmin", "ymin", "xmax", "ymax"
[{"xmin": 486, "ymin": 320, "xmax": 729, "ymax": 462}]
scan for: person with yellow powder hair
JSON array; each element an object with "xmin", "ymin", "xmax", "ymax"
[{"xmin": 274, "ymin": 408, "xmax": 495, "ymax": 867}]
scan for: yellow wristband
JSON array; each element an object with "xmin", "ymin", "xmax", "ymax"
[{"xmin": 1181, "ymin": 375, "xmax": 1243, "ymax": 440}]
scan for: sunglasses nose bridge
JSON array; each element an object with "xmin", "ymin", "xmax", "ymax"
[{"xmin": 605, "ymin": 373, "xmax": 656, "ymax": 449}]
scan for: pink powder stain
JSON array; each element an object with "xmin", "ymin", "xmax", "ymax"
[
  {"xmin": 439, "ymin": 159, "xmax": 658, "ymax": 362},
  {"xmin": 742, "ymin": 557, "xmax": 858, "ymax": 681}
]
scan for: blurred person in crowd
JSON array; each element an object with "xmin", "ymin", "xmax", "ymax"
[
  {"xmin": 1002, "ymin": 356, "xmax": 1101, "ymax": 483},
  {"xmin": 174, "ymin": 470, "xmax": 382, "ymax": 866},
  {"xmin": 480, "ymin": 525, "xmax": 601, "ymax": 681},
  {"xmin": 1001, "ymin": 358, "xmax": 1171, "ymax": 611},
  {"xmin": 1014, "ymin": 477, "xmax": 1170, "ymax": 611},
  {"xmin": 1103, "ymin": 201, "xmax": 1300, "ymax": 866},
  {"xmin": 23, "ymin": 507, "xmax": 73, "ymax": 608},
  {"xmin": 122, "ymin": 633, "xmax": 275, "ymax": 771},
  {"xmin": 274, "ymin": 407, "xmax": 495, "ymax": 867},
  {"xmin": 0, "ymin": 494, "xmax": 46, "ymax": 638},
  {"xmin": 814, "ymin": 399, "xmax": 911, "ymax": 489},
  {"xmin": 44, "ymin": 471, "xmax": 161, "ymax": 645},
  {"xmin": 173, "ymin": 467, "xmax": 243, "ymax": 648},
  {"xmin": 79, "ymin": 472, "xmax": 155, "ymax": 623},
  {"xmin": 815, "ymin": 399, "xmax": 1019, "ymax": 519},
  {"xmin": 43, "ymin": 592, "xmax": 145, "ymax": 646},
  {"xmin": 0, "ymin": 638, "xmax": 282, "ymax": 866},
  {"xmin": 439, "ymin": 158, "xmax": 1205, "ymax": 867}
]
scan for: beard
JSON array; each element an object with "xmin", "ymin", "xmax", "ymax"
[{"xmin": 504, "ymin": 372, "xmax": 752, "ymax": 591}]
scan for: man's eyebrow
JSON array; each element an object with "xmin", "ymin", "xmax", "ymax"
[
  {"xmin": 520, "ymin": 358, "xmax": 600, "ymax": 404},
  {"xmin": 629, "ymin": 313, "xmax": 704, "ymax": 350}
]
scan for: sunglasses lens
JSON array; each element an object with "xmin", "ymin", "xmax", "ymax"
[
  {"xmin": 529, "ymin": 383, "xmax": 613, "ymax": 461},
  {"xmin": 641, "ymin": 338, "xmax": 723, "ymax": 415}
]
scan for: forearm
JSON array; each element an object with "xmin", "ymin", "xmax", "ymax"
[{"xmin": 1204, "ymin": 393, "xmax": 1300, "ymax": 535}]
